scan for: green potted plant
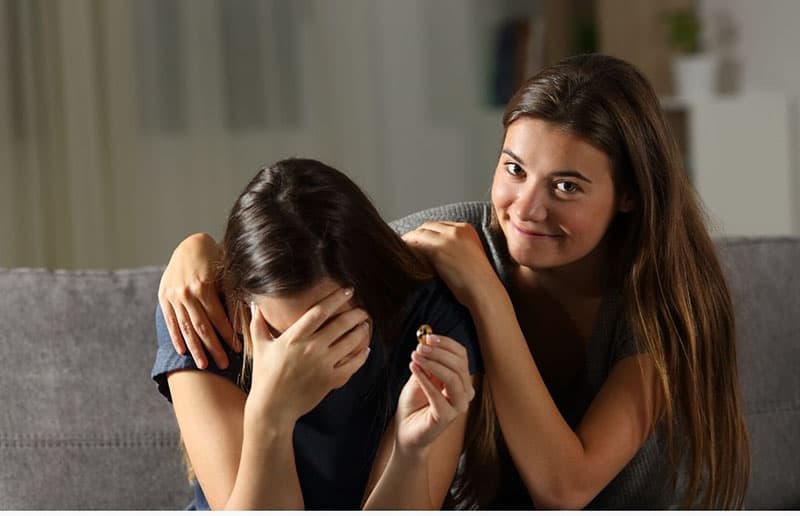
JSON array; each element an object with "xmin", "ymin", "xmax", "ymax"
[{"xmin": 664, "ymin": 7, "xmax": 717, "ymax": 98}]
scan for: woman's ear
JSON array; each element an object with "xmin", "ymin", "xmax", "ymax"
[{"xmin": 617, "ymin": 190, "xmax": 637, "ymax": 213}]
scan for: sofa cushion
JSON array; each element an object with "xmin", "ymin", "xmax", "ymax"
[
  {"xmin": 0, "ymin": 267, "xmax": 191, "ymax": 510},
  {"xmin": 717, "ymin": 238, "xmax": 800, "ymax": 509},
  {"xmin": 0, "ymin": 210, "xmax": 797, "ymax": 509}
]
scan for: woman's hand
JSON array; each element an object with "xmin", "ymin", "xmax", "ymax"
[
  {"xmin": 245, "ymin": 287, "xmax": 372, "ymax": 429},
  {"xmin": 393, "ymin": 334, "xmax": 475, "ymax": 456},
  {"xmin": 158, "ymin": 233, "xmax": 238, "ymax": 370},
  {"xmin": 402, "ymin": 222, "xmax": 498, "ymax": 308}
]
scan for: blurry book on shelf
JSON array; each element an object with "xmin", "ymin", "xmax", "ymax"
[{"xmin": 488, "ymin": 16, "xmax": 546, "ymax": 107}]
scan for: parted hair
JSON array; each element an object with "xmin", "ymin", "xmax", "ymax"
[
  {"xmin": 218, "ymin": 158, "xmax": 433, "ymax": 348},
  {"xmin": 180, "ymin": 158, "xmax": 436, "ymax": 486}
]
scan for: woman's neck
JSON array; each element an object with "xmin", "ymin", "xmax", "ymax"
[
  {"xmin": 511, "ymin": 240, "xmax": 610, "ymax": 302},
  {"xmin": 509, "ymin": 244, "xmax": 610, "ymax": 350}
]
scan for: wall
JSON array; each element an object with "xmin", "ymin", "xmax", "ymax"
[
  {"xmin": 700, "ymin": 0, "xmax": 800, "ymax": 232},
  {"xmin": 701, "ymin": 0, "xmax": 800, "ymax": 95},
  {"xmin": 3, "ymin": 0, "xmax": 799, "ymax": 269},
  {"xmin": 0, "ymin": 0, "xmax": 505, "ymax": 269}
]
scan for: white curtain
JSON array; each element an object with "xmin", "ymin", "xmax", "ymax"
[{"xmin": 0, "ymin": 0, "xmax": 496, "ymax": 269}]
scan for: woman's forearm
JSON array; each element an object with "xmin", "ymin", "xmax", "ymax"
[
  {"xmin": 363, "ymin": 446, "xmax": 434, "ymax": 510},
  {"xmin": 467, "ymin": 283, "xmax": 592, "ymax": 508},
  {"xmin": 223, "ymin": 418, "xmax": 304, "ymax": 510}
]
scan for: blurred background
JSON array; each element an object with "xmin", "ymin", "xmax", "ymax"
[{"xmin": 1, "ymin": 0, "xmax": 798, "ymax": 269}]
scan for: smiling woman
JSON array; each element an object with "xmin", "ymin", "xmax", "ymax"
[
  {"xmin": 491, "ymin": 118, "xmax": 635, "ymax": 272},
  {"xmin": 403, "ymin": 54, "xmax": 750, "ymax": 509}
]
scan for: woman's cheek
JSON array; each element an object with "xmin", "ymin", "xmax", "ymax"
[{"xmin": 491, "ymin": 176, "xmax": 514, "ymax": 212}]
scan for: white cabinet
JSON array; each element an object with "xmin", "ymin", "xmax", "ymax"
[{"xmin": 663, "ymin": 94, "xmax": 797, "ymax": 237}]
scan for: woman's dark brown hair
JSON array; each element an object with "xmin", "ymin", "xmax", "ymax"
[
  {"xmin": 180, "ymin": 158, "xmax": 437, "ymax": 485},
  {"xmin": 494, "ymin": 53, "xmax": 750, "ymax": 509},
  {"xmin": 218, "ymin": 157, "xmax": 433, "ymax": 352}
]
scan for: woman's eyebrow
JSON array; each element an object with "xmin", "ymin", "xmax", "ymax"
[
  {"xmin": 551, "ymin": 171, "xmax": 593, "ymax": 184},
  {"xmin": 503, "ymin": 149, "xmax": 593, "ymax": 184},
  {"xmin": 501, "ymin": 149, "xmax": 525, "ymax": 164}
]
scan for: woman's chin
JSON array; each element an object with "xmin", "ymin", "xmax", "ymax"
[{"xmin": 508, "ymin": 246, "xmax": 559, "ymax": 270}]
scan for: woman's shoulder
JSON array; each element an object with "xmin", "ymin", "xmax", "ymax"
[
  {"xmin": 151, "ymin": 304, "xmax": 245, "ymax": 402},
  {"xmin": 399, "ymin": 278, "xmax": 482, "ymax": 374},
  {"xmin": 389, "ymin": 201, "xmax": 511, "ymax": 281},
  {"xmin": 402, "ymin": 278, "xmax": 471, "ymax": 333}
]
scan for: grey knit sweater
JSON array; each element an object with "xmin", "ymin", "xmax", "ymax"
[{"xmin": 390, "ymin": 201, "xmax": 680, "ymax": 509}]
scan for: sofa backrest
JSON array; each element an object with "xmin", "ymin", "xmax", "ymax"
[
  {"xmin": 0, "ymin": 267, "xmax": 190, "ymax": 510},
  {"xmin": 717, "ymin": 238, "xmax": 800, "ymax": 509},
  {"xmin": 0, "ymin": 202, "xmax": 797, "ymax": 509}
]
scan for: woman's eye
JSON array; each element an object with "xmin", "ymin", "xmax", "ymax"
[
  {"xmin": 555, "ymin": 180, "xmax": 579, "ymax": 194},
  {"xmin": 504, "ymin": 163, "xmax": 524, "ymax": 176}
]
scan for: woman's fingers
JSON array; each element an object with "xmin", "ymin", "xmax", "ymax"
[
  {"xmin": 331, "ymin": 320, "xmax": 371, "ymax": 367},
  {"xmin": 402, "ymin": 227, "xmax": 440, "ymax": 246},
  {"xmin": 162, "ymin": 288, "xmax": 236, "ymax": 369},
  {"xmin": 249, "ymin": 301, "xmax": 273, "ymax": 345},
  {"xmin": 160, "ymin": 300, "xmax": 187, "ymax": 356},
  {"xmin": 411, "ymin": 347, "xmax": 473, "ymax": 412},
  {"xmin": 184, "ymin": 297, "xmax": 229, "ymax": 370},
  {"xmin": 331, "ymin": 346, "xmax": 371, "ymax": 389},
  {"xmin": 414, "ymin": 221, "xmax": 478, "ymax": 242},
  {"xmin": 409, "ymin": 362, "xmax": 453, "ymax": 421},
  {"xmin": 201, "ymin": 291, "xmax": 240, "ymax": 353},
  {"xmin": 411, "ymin": 352, "xmax": 465, "ymax": 399},
  {"xmin": 317, "ymin": 307, "xmax": 370, "ymax": 349},
  {"xmin": 290, "ymin": 287, "xmax": 355, "ymax": 338},
  {"xmin": 412, "ymin": 221, "xmax": 460, "ymax": 242},
  {"xmin": 419, "ymin": 221, "xmax": 449, "ymax": 233},
  {"xmin": 175, "ymin": 303, "xmax": 209, "ymax": 369},
  {"xmin": 415, "ymin": 335, "xmax": 474, "ymax": 397},
  {"xmin": 402, "ymin": 221, "xmax": 465, "ymax": 258}
]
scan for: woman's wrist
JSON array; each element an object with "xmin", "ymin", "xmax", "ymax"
[
  {"xmin": 393, "ymin": 431, "xmax": 434, "ymax": 463},
  {"xmin": 391, "ymin": 440, "xmax": 431, "ymax": 467},
  {"xmin": 243, "ymin": 396, "xmax": 298, "ymax": 437},
  {"xmin": 242, "ymin": 418, "xmax": 295, "ymax": 452},
  {"xmin": 462, "ymin": 270, "xmax": 508, "ymax": 314}
]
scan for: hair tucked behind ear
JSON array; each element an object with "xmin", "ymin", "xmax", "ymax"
[{"xmin": 499, "ymin": 54, "xmax": 750, "ymax": 509}]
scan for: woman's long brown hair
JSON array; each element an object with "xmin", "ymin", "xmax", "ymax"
[
  {"xmin": 497, "ymin": 53, "xmax": 750, "ymax": 508},
  {"xmin": 218, "ymin": 158, "xmax": 432, "ymax": 348},
  {"xmin": 181, "ymin": 158, "xmax": 436, "ymax": 483}
]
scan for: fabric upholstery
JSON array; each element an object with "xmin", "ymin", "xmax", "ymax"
[
  {"xmin": 0, "ymin": 268, "xmax": 190, "ymax": 509},
  {"xmin": 0, "ymin": 202, "xmax": 797, "ymax": 508},
  {"xmin": 717, "ymin": 238, "xmax": 800, "ymax": 509}
]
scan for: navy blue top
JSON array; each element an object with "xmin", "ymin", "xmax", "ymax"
[{"xmin": 151, "ymin": 278, "xmax": 481, "ymax": 509}]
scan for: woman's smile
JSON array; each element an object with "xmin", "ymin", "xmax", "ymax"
[
  {"xmin": 510, "ymin": 220, "xmax": 563, "ymax": 239},
  {"xmin": 492, "ymin": 117, "xmax": 621, "ymax": 271}
]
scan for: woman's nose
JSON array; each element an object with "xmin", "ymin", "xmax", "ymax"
[{"xmin": 513, "ymin": 183, "xmax": 548, "ymax": 222}]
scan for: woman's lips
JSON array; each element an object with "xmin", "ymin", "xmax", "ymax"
[{"xmin": 511, "ymin": 221, "xmax": 561, "ymax": 238}]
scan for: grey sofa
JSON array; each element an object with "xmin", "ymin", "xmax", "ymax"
[{"xmin": 1, "ymin": 202, "xmax": 798, "ymax": 509}]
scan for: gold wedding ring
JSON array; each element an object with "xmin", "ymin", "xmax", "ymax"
[{"xmin": 416, "ymin": 324, "xmax": 433, "ymax": 345}]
